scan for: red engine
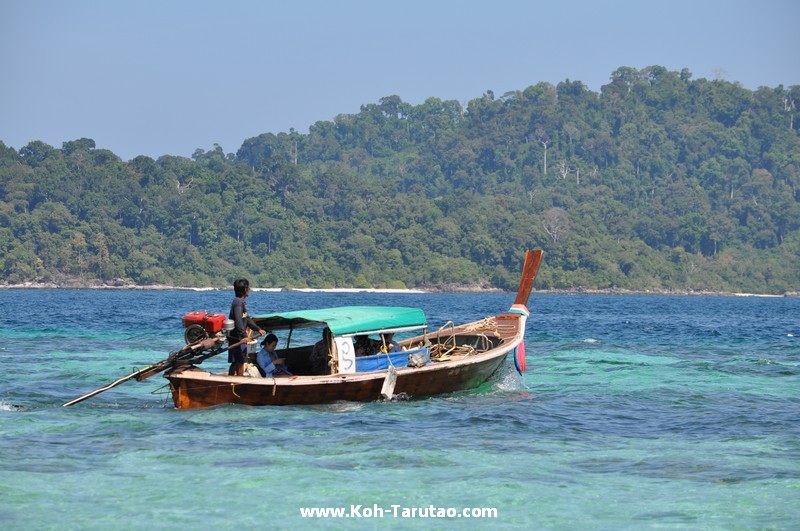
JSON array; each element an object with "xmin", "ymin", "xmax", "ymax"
[
  {"xmin": 182, "ymin": 311, "xmax": 229, "ymax": 344},
  {"xmin": 182, "ymin": 311, "xmax": 226, "ymax": 333}
]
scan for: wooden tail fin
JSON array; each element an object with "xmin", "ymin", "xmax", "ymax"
[{"xmin": 513, "ymin": 249, "xmax": 544, "ymax": 308}]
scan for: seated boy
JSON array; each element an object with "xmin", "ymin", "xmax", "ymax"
[{"xmin": 256, "ymin": 334, "xmax": 293, "ymax": 377}]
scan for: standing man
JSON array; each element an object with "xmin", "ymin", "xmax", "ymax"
[{"xmin": 228, "ymin": 278, "xmax": 265, "ymax": 376}]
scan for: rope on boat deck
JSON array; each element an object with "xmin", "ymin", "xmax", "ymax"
[
  {"xmin": 430, "ymin": 321, "xmax": 456, "ymax": 360},
  {"xmin": 428, "ymin": 320, "xmax": 495, "ymax": 361},
  {"xmin": 463, "ymin": 316, "xmax": 499, "ymax": 332}
]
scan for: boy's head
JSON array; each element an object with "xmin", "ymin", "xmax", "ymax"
[
  {"xmin": 262, "ymin": 333, "xmax": 278, "ymax": 349},
  {"xmin": 233, "ymin": 278, "xmax": 250, "ymax": 297}
]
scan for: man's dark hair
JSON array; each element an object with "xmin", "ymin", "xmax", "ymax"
[{"xmin": 233, "ymin": 278, "xmax": 250, "ymax": 297}]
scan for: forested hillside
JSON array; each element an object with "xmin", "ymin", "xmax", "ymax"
[{"xmin": 2, "ymin": 66, "xmax": 799, "ymax": 293}]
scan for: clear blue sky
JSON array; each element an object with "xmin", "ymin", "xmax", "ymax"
[{"xmin": 2, "ymin": 0, "xmax": 797, "ymax": 161}]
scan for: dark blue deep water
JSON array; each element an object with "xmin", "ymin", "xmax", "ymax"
[{"xmin": 1, "ymin": 290, "xmax": 798, "ymax": 529}]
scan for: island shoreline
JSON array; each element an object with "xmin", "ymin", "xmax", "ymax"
[{"xmin": 1, "ymin": 281, "xmax": 797, "ymax": 298}]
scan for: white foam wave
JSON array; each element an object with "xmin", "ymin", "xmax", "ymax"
[
  {"xmin": 0, "ymin": 401, "xmax": 22, "ymax": 412},
  {"xmin": 493, "ymin": 364, "xmax": 526, "ymax": 392}
]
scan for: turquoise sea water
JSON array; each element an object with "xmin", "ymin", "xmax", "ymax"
[{"xmin": 1, "ymin": 290, "xmax": 798, "ymax": 529}]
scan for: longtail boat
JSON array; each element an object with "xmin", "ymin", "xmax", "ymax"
[{"xmin": 64, "ymin": 250, "xmax": 542, "ymax": 409}]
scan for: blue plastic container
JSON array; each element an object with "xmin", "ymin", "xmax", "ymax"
[{"xmin": 355, "ymin": 348, "xmax": 430, "ymax": 372}]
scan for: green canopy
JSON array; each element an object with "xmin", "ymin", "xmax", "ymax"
[{"xmin": 252, "ymin": 306, "xmax": 427, "ymax": 336}]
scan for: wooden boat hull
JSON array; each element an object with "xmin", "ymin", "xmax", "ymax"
[{"xmin": 165, "ymin": 312, "xmax": 525, "ymax": 408}]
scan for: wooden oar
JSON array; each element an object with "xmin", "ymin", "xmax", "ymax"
[
  {"xmin": 513, "ymin": 249, "xmax": 544, "ymax": 307},
  {"xmin": 62, "ymin": 337, "xmax": 245, "ymax": 407}
]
